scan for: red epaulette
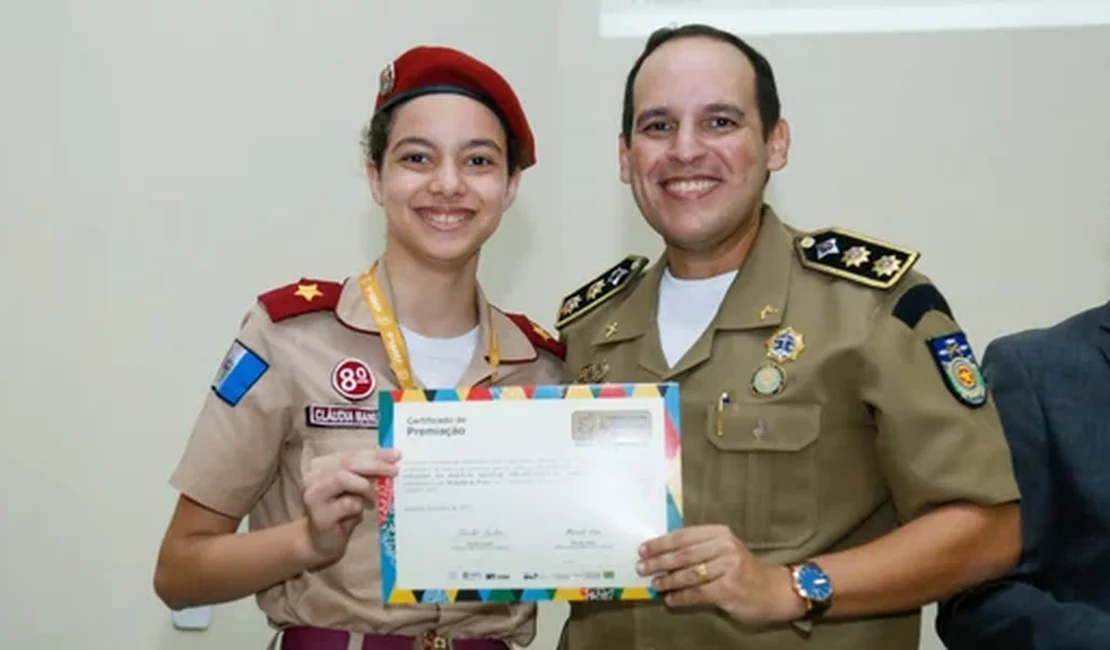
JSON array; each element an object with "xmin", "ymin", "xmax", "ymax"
[
  {"xmin": 257, "ymin": 278, "xmax": 343, "ymax": 322},
  {"xmin": 505, "ymin": 312, "xmax": 566, "ymax": 360}
]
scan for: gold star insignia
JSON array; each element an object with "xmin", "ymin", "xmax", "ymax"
[
  {"xmin": 872, "ymin": 255, "xmax": 903, "ymax": 278},
  {"xmin": 587, "ymin": 280, "xmax": 606, "ymax": 300},
  {"xmin": 531, "ymin": 322, "xmax": 552, "ymax": 340},
  {"xmin": 842, "ymin": 245, "xmax": 871, "ymax": 268},
  {"xmin": 294, "ymin": 283, "xmax": 323, "ymax": 302},
  {"xmin": 560, "ymin": 295, "xmax": 582, "ymax": 316}
]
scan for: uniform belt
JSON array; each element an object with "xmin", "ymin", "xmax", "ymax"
[{"xmin": 279, "ymin": 626, "xmax": 510, "ymax": 650}]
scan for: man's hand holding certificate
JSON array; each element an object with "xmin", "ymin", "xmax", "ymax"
[{"xmin": 376, "ymin": 383, "xmax": 682, "ymax": 604}]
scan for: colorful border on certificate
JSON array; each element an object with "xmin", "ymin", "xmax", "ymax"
[{"xmin": 377, "ymin": 382, "xmax": 682, "ymax": 604}]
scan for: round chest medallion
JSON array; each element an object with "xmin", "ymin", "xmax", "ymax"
[{"xmin": 751, "ymin": 361, "xmax": 787, "ymax": 396}]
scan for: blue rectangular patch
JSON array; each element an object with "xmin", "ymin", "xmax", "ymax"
[
  {"xmin": 211, "ymin": 339, "xmax": 268, "ymax": 406},
  {"xmin": 925, "ymin": 331, "xmax": 987, "ymax": 408}
]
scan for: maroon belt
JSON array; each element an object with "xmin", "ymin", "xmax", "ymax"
[{"xmin": 280, "ymin": 626, "xmax": 509, "ymax": 650}]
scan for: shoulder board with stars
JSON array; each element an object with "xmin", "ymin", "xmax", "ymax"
[
  {"xmin": 504, "ymin": 312, "xmax": 566, "ymax": 360},
  {"xmin": 257, "ymin": 278, "xmax": 342, "ymax": 322},
  {"xmin": 794, "ymin": 228, "xmax": 919, "ymax": 290},
  {"xmin": 555, "ymin": 255, "xmax": 649, "ymax": 331}
]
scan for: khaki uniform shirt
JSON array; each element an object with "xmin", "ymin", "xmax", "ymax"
[
  {"xmin": 554, "ymin": 206, "xmax": 1020, "ymax": 650},
  {"xmin": 169, "ymin": 260, "xmax": 566, "ymax": 646}
]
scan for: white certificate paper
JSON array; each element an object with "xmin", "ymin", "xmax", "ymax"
[{"xmin": 375, "ymin": 383, "xmax": 682, "ymax": 604}]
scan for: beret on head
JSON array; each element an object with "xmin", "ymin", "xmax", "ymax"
[{"xmin": 374, "ymin": 45, "xmax": 536, "ymax": 170}]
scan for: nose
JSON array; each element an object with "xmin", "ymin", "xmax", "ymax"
[
  {"xmin": 668, "ymin": 121, "xmax": 706, "ymax": 164},
  {"xmin": 429, "ymin": 161, "xmax": 465, "ymax": 197}
]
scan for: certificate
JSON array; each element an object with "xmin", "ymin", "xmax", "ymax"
[{"xmin": 375, "ymin": 382, "xmax": 682, "ymax": 604}]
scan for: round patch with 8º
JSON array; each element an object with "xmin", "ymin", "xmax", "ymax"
[{"xmin": 331, "ymin": 357, "xmax": 375, "ymax": 401}]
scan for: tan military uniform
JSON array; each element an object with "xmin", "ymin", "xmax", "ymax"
[
  {"xmin": 169, "ymin": 259, "xmax": 566, "ymax": 647},
  {"xmin": 554, "ymin": 206, "xmax": 1020, "ymax": 650}
]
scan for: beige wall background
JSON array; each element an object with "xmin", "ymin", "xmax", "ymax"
[{"xmin": 1, "ymin": 0, "xmax": 1107, "ymax": 648}]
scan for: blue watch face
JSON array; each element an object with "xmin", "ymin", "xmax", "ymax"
[{"xmin": 797, "ymin": 563, "xmax": 833, "ymax": 601}]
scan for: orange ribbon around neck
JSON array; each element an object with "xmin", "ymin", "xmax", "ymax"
[{"xmin": 358, "ymin": 261, "xmax": 499, "ymax": 389}]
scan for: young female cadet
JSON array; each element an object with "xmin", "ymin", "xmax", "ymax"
[{"xmin": 153, "ymin": 45, "xmax": 566, "ymax": 650}]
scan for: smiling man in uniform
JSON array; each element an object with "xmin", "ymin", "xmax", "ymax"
[{"xmin": 554, "ymin": 23, "xmax": 1022, "ymax": 650}]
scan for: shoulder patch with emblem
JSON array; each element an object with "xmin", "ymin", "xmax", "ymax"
[
  {"xmin": 925, "ymin": 332, "xmax": 987, "ymax": 408},
  {"xmin": 257, "ymin": 278, "xmax": 342, "ymax": 322},
  {"xmin": 212, "ymin": 339, "xmax": 268, "ymax": 406},
  {"xmin": 555, "ymin": 255, "xmax": 648, "ymax": 330},
  {"xmin": 794, "ymin": 228, "xmax": 919, "ymax": 290},
  {"xmin": 505, "ymin": 312, "xmax": 566, "ymax": 360}
]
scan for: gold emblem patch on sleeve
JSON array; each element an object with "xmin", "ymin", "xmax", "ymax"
[
  {"xmin": 555, "ymin": 255, "xmax": 648, "ymax": 330},
  {"xmin": 795, "ymin": 228, "xmax": 919, "ymax": 289}
]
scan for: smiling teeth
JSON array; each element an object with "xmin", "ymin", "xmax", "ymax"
[
  {"xmin": 421, "ymin": 210, "xmax": 470, "ymax": 226},
  {"xmin": 665, "ymin": 179, "xmax": 719, "ymax": 194}
]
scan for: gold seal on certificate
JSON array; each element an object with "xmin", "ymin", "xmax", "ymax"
[{"xmin": 375, "ymin": 383, "xmax": 683, "ymax": 604}]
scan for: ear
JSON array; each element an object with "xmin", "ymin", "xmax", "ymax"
[
  {"xmin": 366, "ymin": 161, "xmax": 385, "ymax": 206},
  {"xmin": 618, "ymin": 133, "xmax": 631, "ymax": 185},
  {"xmin": 766, "ymin": 119, "xmax": 791, "ymax": 172},
  {"xmin": 502, "ymin": 169, "xmax": 522, "ymax": 211}
]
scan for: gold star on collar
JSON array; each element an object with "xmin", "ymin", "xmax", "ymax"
[
  {"xmin": 294, "ymin": 283, "xmax": 323, "ymax": 302},
  {"xmin": 532, "ymin": 322, "xmax": 552, "ymax": 340}
]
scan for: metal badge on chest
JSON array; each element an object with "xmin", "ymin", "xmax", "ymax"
[{"xmin": 751, "ymin": 326, "xmax": 805, "ymax": 397}]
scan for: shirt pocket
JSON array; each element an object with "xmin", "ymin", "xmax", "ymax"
[{"xmin": 703, "ymin": 402, "xmax": 822, "ymax": 550}]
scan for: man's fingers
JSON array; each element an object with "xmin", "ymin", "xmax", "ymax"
[
  {"xmin": 639, "ymin": 524, "xmax": 726, "ymax": 560},
  {"xmin": 650, "ymin": 555, "xmax": 727, "ymax": 593},
  {"xmin": 637, "ymin": 538, "xmax": 719, "ymax": 577},
  {"xmin": 663, "ymin": 581, "xmax": 718, "ymax": 608}
]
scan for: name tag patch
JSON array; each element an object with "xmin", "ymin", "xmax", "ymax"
[
  {"xmin": 212, "ymin": 339, "xmax": 269, "ymax": 406},
  {"xmin": 306, "ymin": 404, "xmax": 379, "ymax": 429}
]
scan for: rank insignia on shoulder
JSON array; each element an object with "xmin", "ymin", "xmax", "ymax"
[
  {"xmin": 505, "ymin": 312, "xmax": 566, "ymax": 360},
  {"xmin": 795, "ymin": 228, "xmax": 919, "ymax": 290},
  {"xmin": 926, "ymin": 331, "xmax": 987, "ymax": 408},
  {"xmin": 257, "ymin": 278, "xmax": 343, "ymax": 322},
  {"xmin": 555, "ymin": 255, "xmax": 649, "ymax": 330}
]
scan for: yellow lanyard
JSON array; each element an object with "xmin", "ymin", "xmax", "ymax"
[{"xmin": 358, "ymin": 261, "xmax": 499, "ymax": 390}]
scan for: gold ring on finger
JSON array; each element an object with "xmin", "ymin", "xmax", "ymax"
[{"xmin": 693, "ymin": 562, "xmax": 710, "ymax": 583}]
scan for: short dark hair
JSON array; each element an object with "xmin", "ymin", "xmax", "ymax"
[
  {"xmin": 360, "ymin": 97, "xmax": 523, "ymax": 173},
  {"xmin": 620, "ymin": 24, "xmax": 781, "ymax": 144}
]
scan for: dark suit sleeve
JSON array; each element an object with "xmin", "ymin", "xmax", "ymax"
[{"xmin": 935, "ymin": 338, "xmax": 1110, "ymax": 649}]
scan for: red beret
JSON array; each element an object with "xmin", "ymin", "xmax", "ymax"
[{"xmin": 374, "ymin": 46, "xmax": 536, "ymax": 170}]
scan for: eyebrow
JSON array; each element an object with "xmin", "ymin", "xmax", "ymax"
[
  {"xmin": 704, "ymin": 103, "xmax": 746, "ymax": 121},
  {"xmin": 390, "ymin": 136, "xmax": 503, "ymax": 153},
  {"xmin": 634, "ymin": 103, "xmax": 747, "ymax": 128},
  {"xmin": 634, "ymin": 107, "xmax": 670, "ymax": 129}
]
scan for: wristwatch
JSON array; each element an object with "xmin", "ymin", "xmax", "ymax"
[{"xmin": 788, "ymin": 561, "xmax": 834, "ymax": 621}]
